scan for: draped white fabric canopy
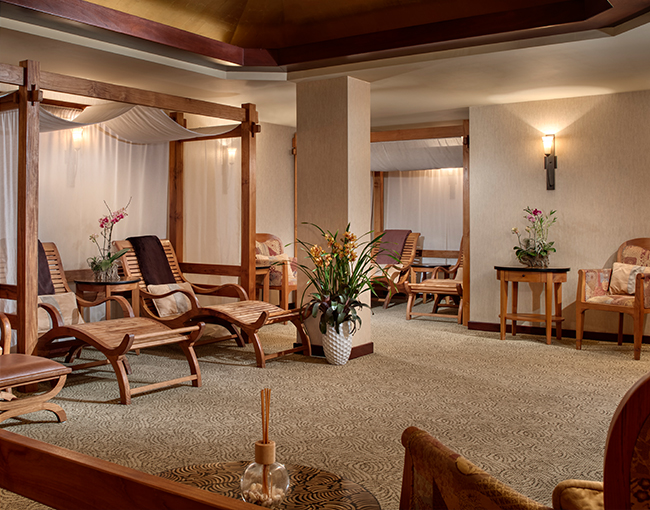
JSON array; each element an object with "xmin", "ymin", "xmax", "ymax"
[
  {"xmin": 371, "ymin": 137, "xmax": 463, "ymax": 172},
  {"xmin": 39, "ymin": 103, "xmax": 239, "ymax": 143}
]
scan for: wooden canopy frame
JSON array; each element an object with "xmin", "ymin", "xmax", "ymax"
[
  {"xmin": 0, "ymin": 59, "xmax": 261, "ymax": 355},
  {"xmin": 369, "ymin": 123, "xmax": 470, "ymax": 325}
]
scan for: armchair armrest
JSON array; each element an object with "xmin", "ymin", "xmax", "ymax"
[
  {"xmin": 552, "ymin": 479, "xmax": 603, "ymax": 510},
  {"xmin": 75, "ymin": 295, "xmax": 135, "ymax": 318},
  {"xmin": 188, "ymin": 282, "xmax": 248, "ymax": 301},
  {"xmin": 431, "ymin": 265, "xmax": 458, "ymax": 279},
  {"xmin": 578, "ymin": 268, "xmax": 612, "ymax": 301},
  {"xmin": 140, "ymin": 288, "xmax": 201, "ymax": 313},
  {"xmin": 637, "ymin": 273, "xmax": 650, "ymax": 309}
]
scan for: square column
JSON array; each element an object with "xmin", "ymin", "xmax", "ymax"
[{"xmin": 296, "ymin": 76, "xmax": 373, "ymax": 354}]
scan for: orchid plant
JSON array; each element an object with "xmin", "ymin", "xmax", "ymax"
[
  {"xmin": 87, "ymin": 198, "xmax": 131, "ymax": 273},
  {"xmin": 511, "ymin": 207, "xmax": 557, "ymax": 266},
  {"xmin": 296, "ymin": 223, "xmax": 387, "ymax": 335}
]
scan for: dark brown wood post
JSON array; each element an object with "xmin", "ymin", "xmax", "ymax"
[
  {"xmin": 17, "ymin": 60, "xmax": 41, "ymax": 355},
  {"xmin": 241, "ymin": 103, "xmax": 259, "ymax": 299},
  {"xmin": 462, "ymin": 119, "xmax": 470, "ymax": 326},
  {"xmin": 372, "ymin": 171, "xmax": 384, "ymax": 235},
  {"xmin": 168, "ymin": 112, "xmax": 185, "ymax": 261}
]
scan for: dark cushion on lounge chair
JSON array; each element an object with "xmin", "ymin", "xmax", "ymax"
[
  {"xmin": 127, "ymin": 235, "xmax": 175, "ymax": 285},
  {"xmin": 38, "ymin": 241, "xmax": 55, "ymax": 296}
]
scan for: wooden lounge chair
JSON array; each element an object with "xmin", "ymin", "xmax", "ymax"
[
  {"xmin": 114, "ymin": 236, "xmax": 311, "ymax": 368},
  {"xmin": 371, "ymin": 230, "xmax": 420, "ymax": 308},
  {"xmin": 0, "ymin": 311, "xmax": 71, "ymax": 423},
  {"xmin": 34, "ymin": 242, "xmax": 205, "ymax": 405}
]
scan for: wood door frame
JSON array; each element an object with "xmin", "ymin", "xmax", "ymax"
[{"xmin": 370, "ymin": 123, "xmax": 470, "ymax": 325}]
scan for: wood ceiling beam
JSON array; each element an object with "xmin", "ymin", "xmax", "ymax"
[{"xmin": 0, "ymin": 0, "xmax": 277, "ymax": 67}]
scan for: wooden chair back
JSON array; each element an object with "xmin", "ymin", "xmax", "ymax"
[
  {"xmin": 114, "ymin": 238, "xmax": 185, "ymax": 318},
  {"xmin": 0, "ymin": 429, "xmax": 256, "ymax": 510},
  {"xmin": 256, "ymin": 233, "xmax": 284, "ymax": 252},
  {"xmin": 616, "ymin": 238, "xmax": 650, "ymax": 263},
  {"xmin": 40, "ymin": 242, "xmax": 72, "ymax": 294},
  {"xmin": 401, "ymin": 232, "xmax": 420, "ymax": 267},
  {"xmin": 604, "ymin": 369, "xmax": 650, "ymax": 508}
]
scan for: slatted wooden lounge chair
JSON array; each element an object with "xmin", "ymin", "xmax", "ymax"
[
  {"xmin": 34, "ymin": 242, "xmax": 205, "ymax": 405},
  {"xmin": 371, "ymin": 230, "xmax": 420, "ymax": 308},
  {"xmin": 0, "ymin": 311, "xmax": 71, "ymax": 423},
  {"xmin": 114, "ymin": 236, "xmax": 311, "ymax": 368}
]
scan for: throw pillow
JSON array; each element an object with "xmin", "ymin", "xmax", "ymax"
[
  {"xmin": 147, "ymin": 282, "xmax": 196, "ymax": 317},
  {"xmin": 37, "ymin": 292, "xmax": 85, "ymax": 334},
  {"xmin": 609, "ymin": 262, "xmax": 650, "ymax": 295}
]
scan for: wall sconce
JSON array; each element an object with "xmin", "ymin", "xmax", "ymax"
[
  {"xmin": 227, "ymin": 147, "xmax": 237, "ymax": 165},
  {"xmin": 542, "ymin": 134, "xmax": 556, "ymax": 191},
  {"xmin": 71, "ymin": 127, "xmax": 84, "ymax": 150}
]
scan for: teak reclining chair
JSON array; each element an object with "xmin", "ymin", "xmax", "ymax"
[
  {"xmin": 0, "ymin": 311, "xmax": 71, "ymax": 424},
  {"xmin": 115, "ymin": 236, "xmax": 311, "ymax": 368},
  {"xmin": 35, "ymin": 242, "xmax": 205, "ymax": 405},
  {"xmin": 371, "ymin": 230, "xmax": 420, "ymax": 308}
]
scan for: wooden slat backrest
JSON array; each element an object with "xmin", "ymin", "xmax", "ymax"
[
  {"xmin": 401, "ymin": 232, "xmax": 420, "ymax": 266},
  {"xmin": 0, "ymin": 429, "xmax": 256, "ymax": 510},
  {"xmin": 114, "ymin": 239, "xmax": 184, "ymax": 318},
  {"xmin": 40, "ymin": 242, "xmax": 71, "ymax": 294}
]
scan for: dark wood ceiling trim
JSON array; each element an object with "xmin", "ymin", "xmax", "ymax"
[
  {"xmin": 0, "ymin": 0, "xmax": 278, "ymax": 67},
  {"xmin": 273, "ymin": 0, "xmax": 613, "ymax": 65}
]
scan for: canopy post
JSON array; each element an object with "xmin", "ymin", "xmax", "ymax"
[
  {"xmin": 372, "ymin": 172, "xmax": 384, "ymax": 235},
  {"xmin": 241, "ymin": 103, "xmax": 259, "ymax": 299},
  {"xmin": 17, "ymin": 59, "xmax": 41, "ymax": 355},
  {"xmin": 168, "ymin": 112, "xmax": 185, "ymax": 261}
]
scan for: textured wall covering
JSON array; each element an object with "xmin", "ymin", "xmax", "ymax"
[
  {"xmin": 470, "ymin": 90, "xmax": 650, "ymax": 335},
  {"xmin": 257, "ymin": 122, "xmax": 296, "ymax": 258}
]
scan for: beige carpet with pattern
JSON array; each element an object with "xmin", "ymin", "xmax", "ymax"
[{"xmin": 2, "ymin": 301, "xmax": 650, "ymax": 509}]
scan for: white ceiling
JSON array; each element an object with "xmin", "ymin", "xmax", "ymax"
[{"xmin": 1, "ymin": 13, "xmax": 650, "ymax": 129}]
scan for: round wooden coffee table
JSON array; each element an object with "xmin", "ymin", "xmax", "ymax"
[{"xmin": 158, "ymin": 460, "xmax": 381, "ymax": 509}]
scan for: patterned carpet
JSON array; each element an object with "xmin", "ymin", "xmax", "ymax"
[{"xmin": 3, "ymin": 301, "xmax": 650, "ymax": 509}]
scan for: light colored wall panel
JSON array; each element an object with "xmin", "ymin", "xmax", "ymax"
[{"xmin": 470, "ymin": 90, "xmax": 650, "ymax": 336}]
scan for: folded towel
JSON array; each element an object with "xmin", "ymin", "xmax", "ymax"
[
  {"xmin": 127, "ymin": 235, "xmax": 176, "ymax": 285},
  {"xmin": 376, "ymin": 230, "xmax": 411, "ymax": 265},
  {"xmin": 38, "ymin": 241, "xmax": 55, "ymax": 295}
]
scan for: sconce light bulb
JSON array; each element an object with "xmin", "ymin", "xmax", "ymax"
[
  {"xmin": 227, "ymin": 147, "xmax": 237, "ymax": 165},
  {"xmin": 542, "ymin": 135, "xmax": 554, "ymax": 156},
  {"xmin": 72, "ymin": 127, "xmax": 84, "ymax": 149}
]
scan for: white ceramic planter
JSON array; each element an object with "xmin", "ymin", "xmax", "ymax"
[{"xmin": 322, "ymin": 322, "xmax": 353, "ymax": 365}]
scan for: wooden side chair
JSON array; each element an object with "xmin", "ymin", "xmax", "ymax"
[
  {"xmin": 404, "ymin": 237, "xmax": 464, "ymax": 323},
  {"xmin": 0, "ymin": 311, "xmax": 71, "ymax": 424},
  {"xmin": 115, "ymin": 236, "xmax": 311, "ymax": 368},
  {"xmin": 33, "ymin": 242, "xmax": 206, "ymax": 405},
  {"xmin": 255, "ymin": 233, "xmax": 297, "ymax": 310},
  {"xmin": 371, "ymin": 230, "xmax": 420, "ymax": 308},
  {"xmin": 576, "ymin": 237, "xmax": 650, "ymax": 360}
]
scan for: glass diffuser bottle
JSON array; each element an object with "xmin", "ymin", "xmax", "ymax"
[{"xmin": 241, "ymin": 388, "xmax": 289, "ymax": 508}]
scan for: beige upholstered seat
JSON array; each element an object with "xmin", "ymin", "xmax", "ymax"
[{"xmin": 576, "ymin": 238, "xmax": 650, "ymax": 360}]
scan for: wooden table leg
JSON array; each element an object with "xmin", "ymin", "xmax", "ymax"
[
  {"xmin": 499, "ymin": 276, "xmax": 508, "ymax": 340},
  {"xmin": 105, "ymin": 287, "xmax": 113, "ymax": 320},
  {"xmin": 512, "ymin": 282, "xmax": 519, "ymax": 336},
  {"xmin": 131, "ymin": 287, "xmax": 140, "ymax": 317},
  {"xmin": 554, "ymin": 281, "xmax": 562, "ymax": 340},
  {"xmin": 545, "ymin": 273, "xmax": 553, "ymax": 344},
  {"xmin": 262, "ymin": 271, "xmax": 270, "ymax": 302}
]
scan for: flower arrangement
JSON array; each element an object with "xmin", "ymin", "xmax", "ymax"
[
  {"xmin": 511, "ymin": 207, "xmax": 557, "ymax": 267},
  {"xmin": 87, "ymin": 198, "xmax": 131, "ymax": 279},
  {"xmin": 296, "ymin": 223, "xmax": 387, "ymax": 335}
]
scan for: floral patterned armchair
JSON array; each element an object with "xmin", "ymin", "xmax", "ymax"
[
  {"xmin": 576, "ymin": 238, "xmax": 650, "ymax": 360},
  {"xmin": 255, "ymin": 233, "xmax": 297, "ymax": 310}
]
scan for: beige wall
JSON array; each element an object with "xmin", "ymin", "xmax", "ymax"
[
  {"xmin": 256, "ymin": 122, "xmax": 296, "ymax": 258},
  {"xmin": 469, "ymin": 90, "xmax": 650, "ymax": 336}
]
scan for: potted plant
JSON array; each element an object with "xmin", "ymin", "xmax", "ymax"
[
  {"xmin": 511, "ymin": 207, "xmax": 557, "ymax": 267},
  {"xmin": 296, "ymin": 223, "xmax": 388, "ymax": 365},
  {"xmin": 87, "ymin": 199, "xmax": 131, "ymax": 281}
]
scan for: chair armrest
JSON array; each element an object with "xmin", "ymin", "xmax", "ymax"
[
  {"xmin": 637, "ymin": 273, "xmax": 650, "ymax": 309},
  {"xmin": 37, "ymin": 302, "xmax": 65, "ymax": 329},
  {"xmin": 0, "ymin": 312, "xmax": 10, "ymax": 355},
  {"xmin": 75, "ymin": 295, "xmax": 135, "ymax": 318},
  {"xmin": 552, "ymin": 479, "xmax": 603, "ymax": 510},
  {"xmin": 189, "ymin": 282, "xmax": 248, "ymax": 301},
  {"xmin": 578, "ymin": 269, "xmax": 612, "ymax": 301},
  {"xmin": 431, "ymin": 266, "xmax": 457, "ymax": 279},
  {"xmin": 140, "ymin": 288, "xmax": 201, "ymax": 313}
]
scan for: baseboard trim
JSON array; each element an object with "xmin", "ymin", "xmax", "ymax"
[
  {"xmin": 467, "ymin": 321, "xmax": 649, "ymax": 344},
  {"xmin": 295, "ymin": 342, "xmax": 374, "ymax": 359}
]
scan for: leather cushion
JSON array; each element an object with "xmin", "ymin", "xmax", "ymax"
[{"xmin": 0, "ymin": 354, "xmax": 71, "ymax": 388}]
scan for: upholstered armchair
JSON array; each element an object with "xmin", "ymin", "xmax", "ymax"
[
  {"xmin": 255, "ymin": 233, "xmax": 298, "ymax": 310},
  {"xmin": 576, "ymin": 238, "xmax": 650, "ymax": 360}
]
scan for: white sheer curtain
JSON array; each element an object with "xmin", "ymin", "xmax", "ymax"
[
  {"xmin": 183, "ymin": 138, "xmax": 242, "ymax": 303},
  {"xmin": 384, "ymin": 168, "xmax": 463, "ymax": 261},
  {"xmin": 38, "ymin": 121, "xmax": 169, "ymax": 271},
  {"xmin": 0, "ymin": 109, "xmax": 18, "ymax": 314}
]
